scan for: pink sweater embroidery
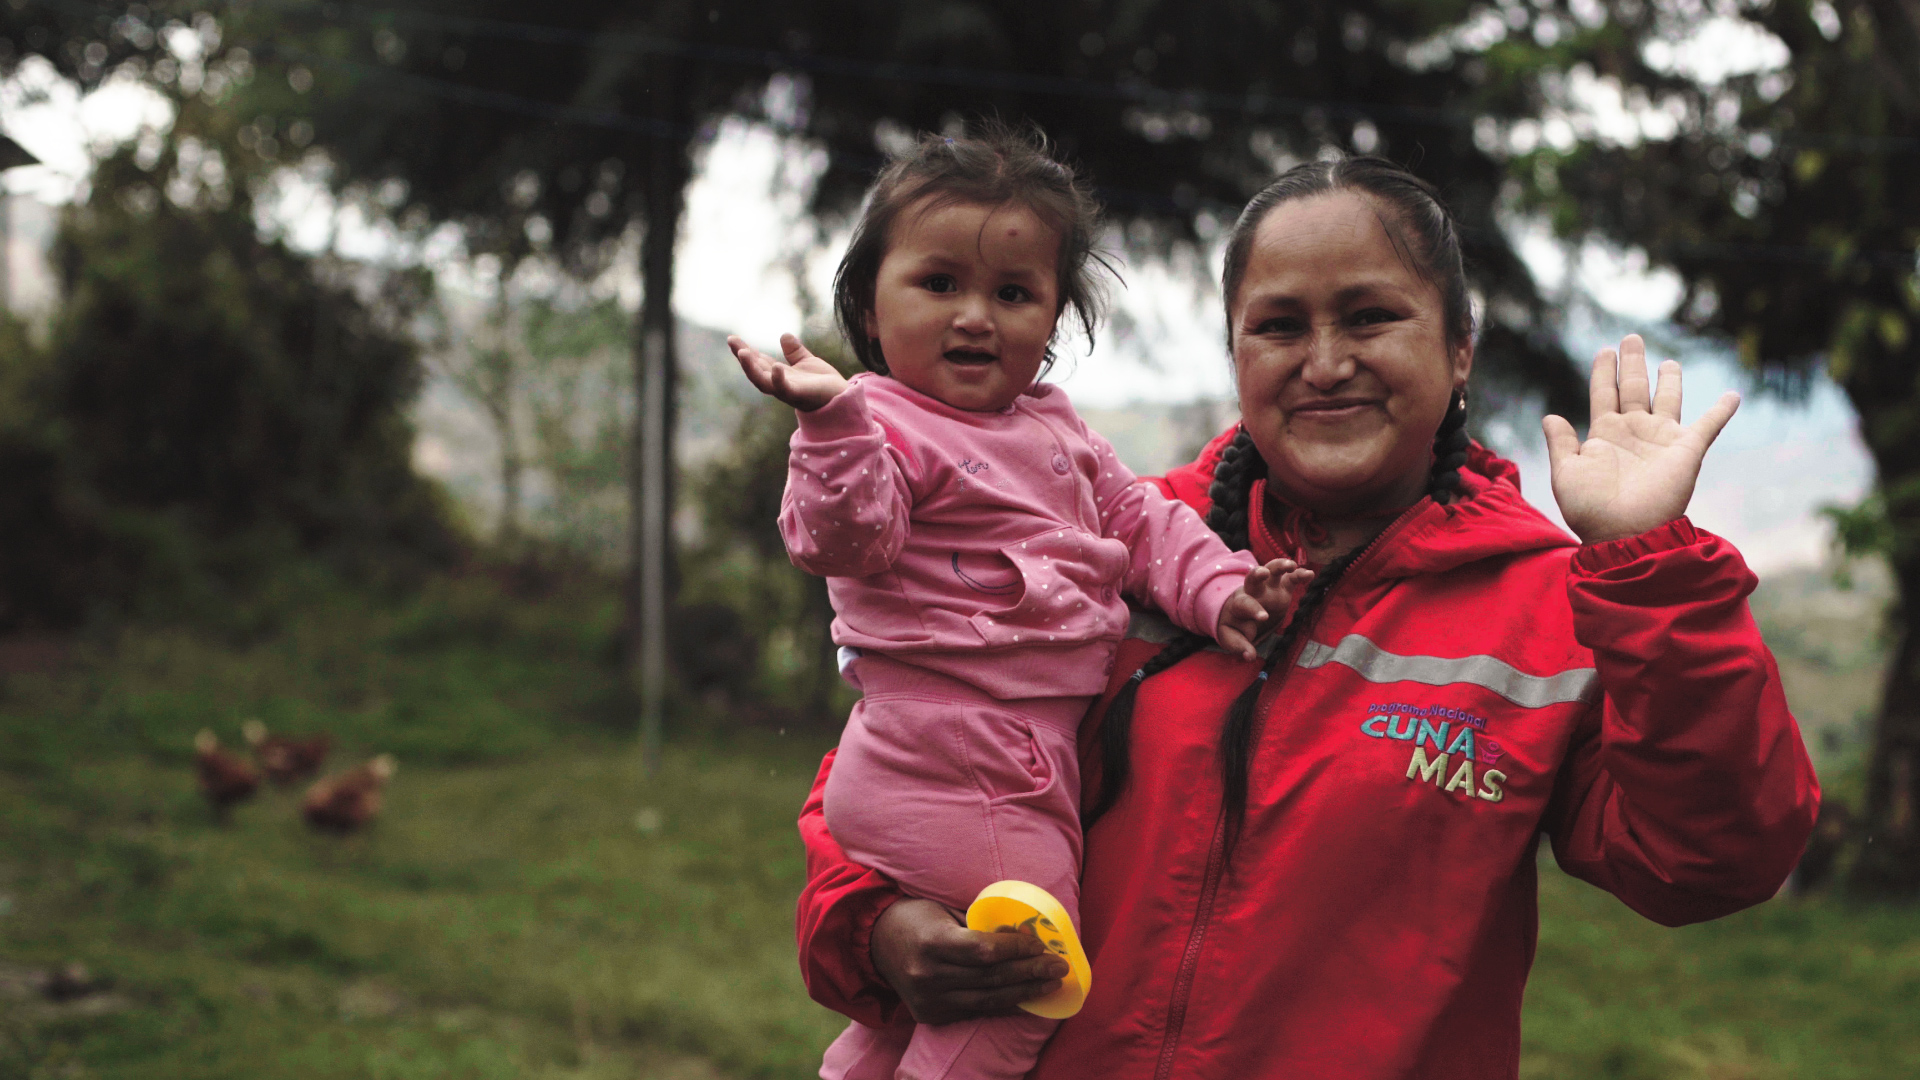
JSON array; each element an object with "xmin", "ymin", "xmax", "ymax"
[{"xmin": 780, "ymin": 373, "xmax": 1258, "ymax": 700}]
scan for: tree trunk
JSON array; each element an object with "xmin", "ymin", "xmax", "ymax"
[
  {"xmin": 1841, "ymin": 338, "xmax": 1920, "ymax": 897},
  {"xmin": 803, "ymin": 572, "xmax": 837, "ymax": 725},
  {"xmin": 491, "ymin": 393, "xmax": 522, "ymax": 553},
  {"xmin": 626, "ymin": 84, "xmax": 693, "ymax": 767}
]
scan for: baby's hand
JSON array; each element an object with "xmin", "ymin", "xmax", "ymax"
[
  {"xmin": 1215, "ymin": 559, "xmax": 1315, "ymax": 661},
  {"xmin": 731, "ymin": 332, "xmax": 849, "ymax": 412}
]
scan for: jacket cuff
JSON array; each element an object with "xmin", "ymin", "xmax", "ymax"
[
  {"xmin": 852, "ymin": 890, "xmax": 905, "ymax": 1015},
  {"xmin": 1189, "ymin": 553, "xmax": 1259, "ymax": 640},
  {"xmin": 794, "ymin": 379, "xmax": 875, "ymax": 442},
  {"xmin": 1572, "ymin": 517, "xmax": 1701, "ymax": 575}
]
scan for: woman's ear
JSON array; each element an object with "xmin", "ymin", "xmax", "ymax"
[{"xmin": 1450, "ymin": 337, "xmax": 1475, "ymax": 384}]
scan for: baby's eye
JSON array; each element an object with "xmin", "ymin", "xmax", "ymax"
[
  {"xmin": 997, "ymin": 284, "xmax": 1033, "ymax": 303},
  {"xmin": 924, "ymin": 274, "xmax": 958, "ymax": 293}
]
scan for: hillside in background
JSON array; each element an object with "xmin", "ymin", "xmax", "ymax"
[{"xmin": 1750, "ymin": 562, "xmax": 1890, "ymax": 791}]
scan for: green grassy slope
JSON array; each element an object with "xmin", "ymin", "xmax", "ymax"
[
  {"xmin": 0, "ymin": 574, "xmax": 845, "ymax": 1078},
  {"xmin": 2, "ymin": 569, "xmax": 1915, "ymax": 1078}
]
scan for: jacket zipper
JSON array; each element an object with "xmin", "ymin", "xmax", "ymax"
[{"xmin": 1149, "ymin": 504, "xmax": 1427, "ymax": 1079}]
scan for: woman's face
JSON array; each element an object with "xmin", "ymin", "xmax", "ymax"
[{"xmin": 1229, "ymin": 190, "xmax": 1472, "ymax": 519}]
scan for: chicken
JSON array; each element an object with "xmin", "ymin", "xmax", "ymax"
[
  {"xmin": 194, "ymin": 729, "xmax": 260, "ymax": 819},
  {"xmin": 301, "ymin": 755, "xmax": 397, "ymax": 834},
  {"xmin": 42, "ymin": 961, "xmax": 109, "ymax": 1003},
  {"xmin": 241, "ymin": 718, "xmax": 331, "ymax": 786}
]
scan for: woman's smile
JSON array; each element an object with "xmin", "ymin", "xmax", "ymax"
[{"xmin": 1288, "ymin": 396, "xmax": 1382, "ymax": 422}]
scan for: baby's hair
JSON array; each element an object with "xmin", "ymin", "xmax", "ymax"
[{"xmin": 831, "ymin": 119, "xmax": 1113, "ymax": 377}]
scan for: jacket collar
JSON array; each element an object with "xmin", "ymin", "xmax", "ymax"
[{"xmin": 1166, "ymin": 426, "xmax": 1576, "ymax": 580}]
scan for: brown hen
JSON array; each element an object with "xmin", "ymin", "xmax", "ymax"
[
  {"xmin": 301, "ymin": 755, "xmax": 397, "ymax": 834},
  {"xmin": 242, "ymin": 719, "xmax": 331, "ymax": 786},
  {"xmin": 194, "ymin": 729, "xmax": 260, "ymax": 819}
]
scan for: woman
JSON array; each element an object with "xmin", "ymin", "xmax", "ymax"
[{"xmin": 794, "ymin": 156, "xmax": 1818, "ymax": 1079}]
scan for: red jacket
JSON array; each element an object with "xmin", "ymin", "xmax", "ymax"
[{"xmin": 796, "ymin": 434, "xmax": 1819, "ymax": 1079}]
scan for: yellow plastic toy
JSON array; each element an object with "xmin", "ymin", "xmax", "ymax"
[{"xmin": 964, "ymin": 880, "xmax": 1092, "ymax": 1019}]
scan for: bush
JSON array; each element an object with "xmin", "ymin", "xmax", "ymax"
[{"xmin": 0, "ymin": 147, "xmax": 461, "ymax": 631}]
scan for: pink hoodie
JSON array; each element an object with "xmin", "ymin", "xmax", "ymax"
[{"xmin": 781, "ymin": 373, "xmax": 1257, "ymax": 700}]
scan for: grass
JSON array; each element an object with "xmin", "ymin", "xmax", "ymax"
[
  {"xmin": 1523, "ymin": 868, "xmax": 1920, "ymax": 1079},
  {"xmin": 0, "ymin": 570, "xmax": 846, "ymax": 1078},
  {"xmin": 2, "ymin": 567, "xmax": 1917, "ymax": 1078}
]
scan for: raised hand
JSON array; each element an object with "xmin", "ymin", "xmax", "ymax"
[
  {"xmin": 1217, "ymin": 559, "xmax": 1315, "ymax": 661},
  {"xmin": 1542, "ymin": 334, "xmax": 1740, "ymax": 544},
  {"xmin": 730, "ymin": 332, "xmax": 849, "ymax": 411}
]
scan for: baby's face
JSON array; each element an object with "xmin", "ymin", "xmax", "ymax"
[{"xmin": 864, "ymin": 197, "xmax": 1061, "ymax": 412}]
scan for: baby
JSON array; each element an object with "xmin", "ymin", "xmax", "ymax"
[{"xmin": 731, "ymin": 123, "xmax": 1308, "ymax": 1080}]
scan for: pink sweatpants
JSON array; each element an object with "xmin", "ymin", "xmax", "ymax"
[{"xmin": 821, "ymin": 656, "xmax": 1087, "ymax": 1080}]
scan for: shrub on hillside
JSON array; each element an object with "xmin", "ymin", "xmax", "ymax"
[{"xmin": 0, "ymin": 148, "xmax": 460, "ymax": 631}]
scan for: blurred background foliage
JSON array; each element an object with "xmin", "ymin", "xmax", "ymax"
[
  {"xmin": 1, "ymin": 142, "xmax": 457, "ymax": 634},
  {"xmin": 0, "ymin": 0, "xmax": 1915, "ymax": 1076}
]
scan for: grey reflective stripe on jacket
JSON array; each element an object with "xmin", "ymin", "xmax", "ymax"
[
  {"xmin": 1125, "ymin": 608, "xmax": 1290, "ymax": 660},
  {"xmin": 1297, "ymin": 634, "xmax": 1600, "ymax": 709},
  {"xmin": 1126, "ymin": 609, "xmax": 1184, "ymax": 645}
]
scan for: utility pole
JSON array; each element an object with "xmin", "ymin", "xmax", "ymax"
[
  {"xmin": 0, "ymin": 134, "xmax": 38, "ymax": 313},
  {"xmin": 636, "ymin": 322, "xmax": 667, "ymax": 774},
  {"xmin": 629, "ymin": 72, "xmax": 689, "ymax": 777}
]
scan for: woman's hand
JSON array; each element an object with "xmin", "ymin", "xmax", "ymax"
[
  {"xmin": 870, "ymin": 898, "xmax": 1069, "ymax": 1024},
  {"xmin": 1542, "ymin": 334, "xmax": 1740, "ymax": 544},
  {"xmin": 731, "ymin": 332, "xmax": 849, "ymax": 411}
]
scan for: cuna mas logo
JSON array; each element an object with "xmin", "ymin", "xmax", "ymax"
[{"xmin": 1359, "ymin": 702, "xmax": 1509, "ymax": 803}]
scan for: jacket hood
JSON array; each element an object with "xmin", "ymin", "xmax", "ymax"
[{"xmin": 1159, "ymin": 423, "xmax": 1577, "ymax": 580}]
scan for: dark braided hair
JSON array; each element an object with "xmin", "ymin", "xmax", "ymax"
[
  {"xmin": 1210, "ymin": 547, "xmax": 1361, "ymax": 858},
  {"xmin": 1206, "ymin": 426, "xmax": 1268, "ymax": 551},
  {"xmin": 1429, "ymin": 386, "xmax": 1471, "ymax": 505},
  {"xmin": 1084, "ymin": 154, "xmax": 1478, "ymax": 855}
]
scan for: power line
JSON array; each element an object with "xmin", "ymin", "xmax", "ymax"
[
  {"xmin": 24, "ymin": 0, "xmax": 1920, "ymax": 269},
  {"xmin": 28, "ymin": 0, "xmax": 1920, "ymax": 156},
  {"xmin": 270, "ymin": 45, "xmax": 1195, "ymax": 216},
  {"xmin": 262, "ymin": 44, "xmax": 1920, "ymax": 271},
  {"xmin": 275, "ymin": 1, "xmax": 1476, "ymax": 133},
  {"xmin": 273, "ymin": 45, "xmax": 684, "ymax": 141},
  {"xmin": 261, "ymin": 0, "xmax": 1920, "ymax": 156}
]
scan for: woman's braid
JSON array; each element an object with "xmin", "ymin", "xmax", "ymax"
[
  {"xmin": 1085, "ymin": 431, "xmax": 1260, "ymax": 827},
  {"xmin": 1205, "ymin": 426, "xmax": 1267, "ymax": 553},
  {"xmin": 1427, "ymin": 387, "xmax": 1471, "ymax": 506},
  {"xmin": 1087, "ymin": 403, "xmax": 1475, "ymax": 836},
  {"xmin": 1083, "ymin": 631, "xmax": 1210, "ymax": 827},
  {"xmin": 1215, "ymin": 547, "xmax": 1358, "ymax": 864}
]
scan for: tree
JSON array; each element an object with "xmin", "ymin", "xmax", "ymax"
[
  {"xmin": 198, "ymin": 0, "xmax": 817, "ymax": 760},
  {"xmin": 519, "ymin": 295, "xmax": 633, "ymax": 563},
  {"xmin": 0, "ymin": 138, "xmax": 454, "ymax": 626},
  {"xmin": 780, "ymin": 0, "xmax": 1590, "ymax": 423},
  {"xmin": 46, "ymin": 1, "xmax": 1594, "ymax": 712},
  {"xmin": 56, "ymin": 145, "xmax": 453, "ymax": 562},
  {"xmin": 429, "ymin": 285, "xmax": 528, "ymax": 551},
  {"xmin": 1531, "ymin": 0, "xmax": 1920, "ymax": 893}
]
